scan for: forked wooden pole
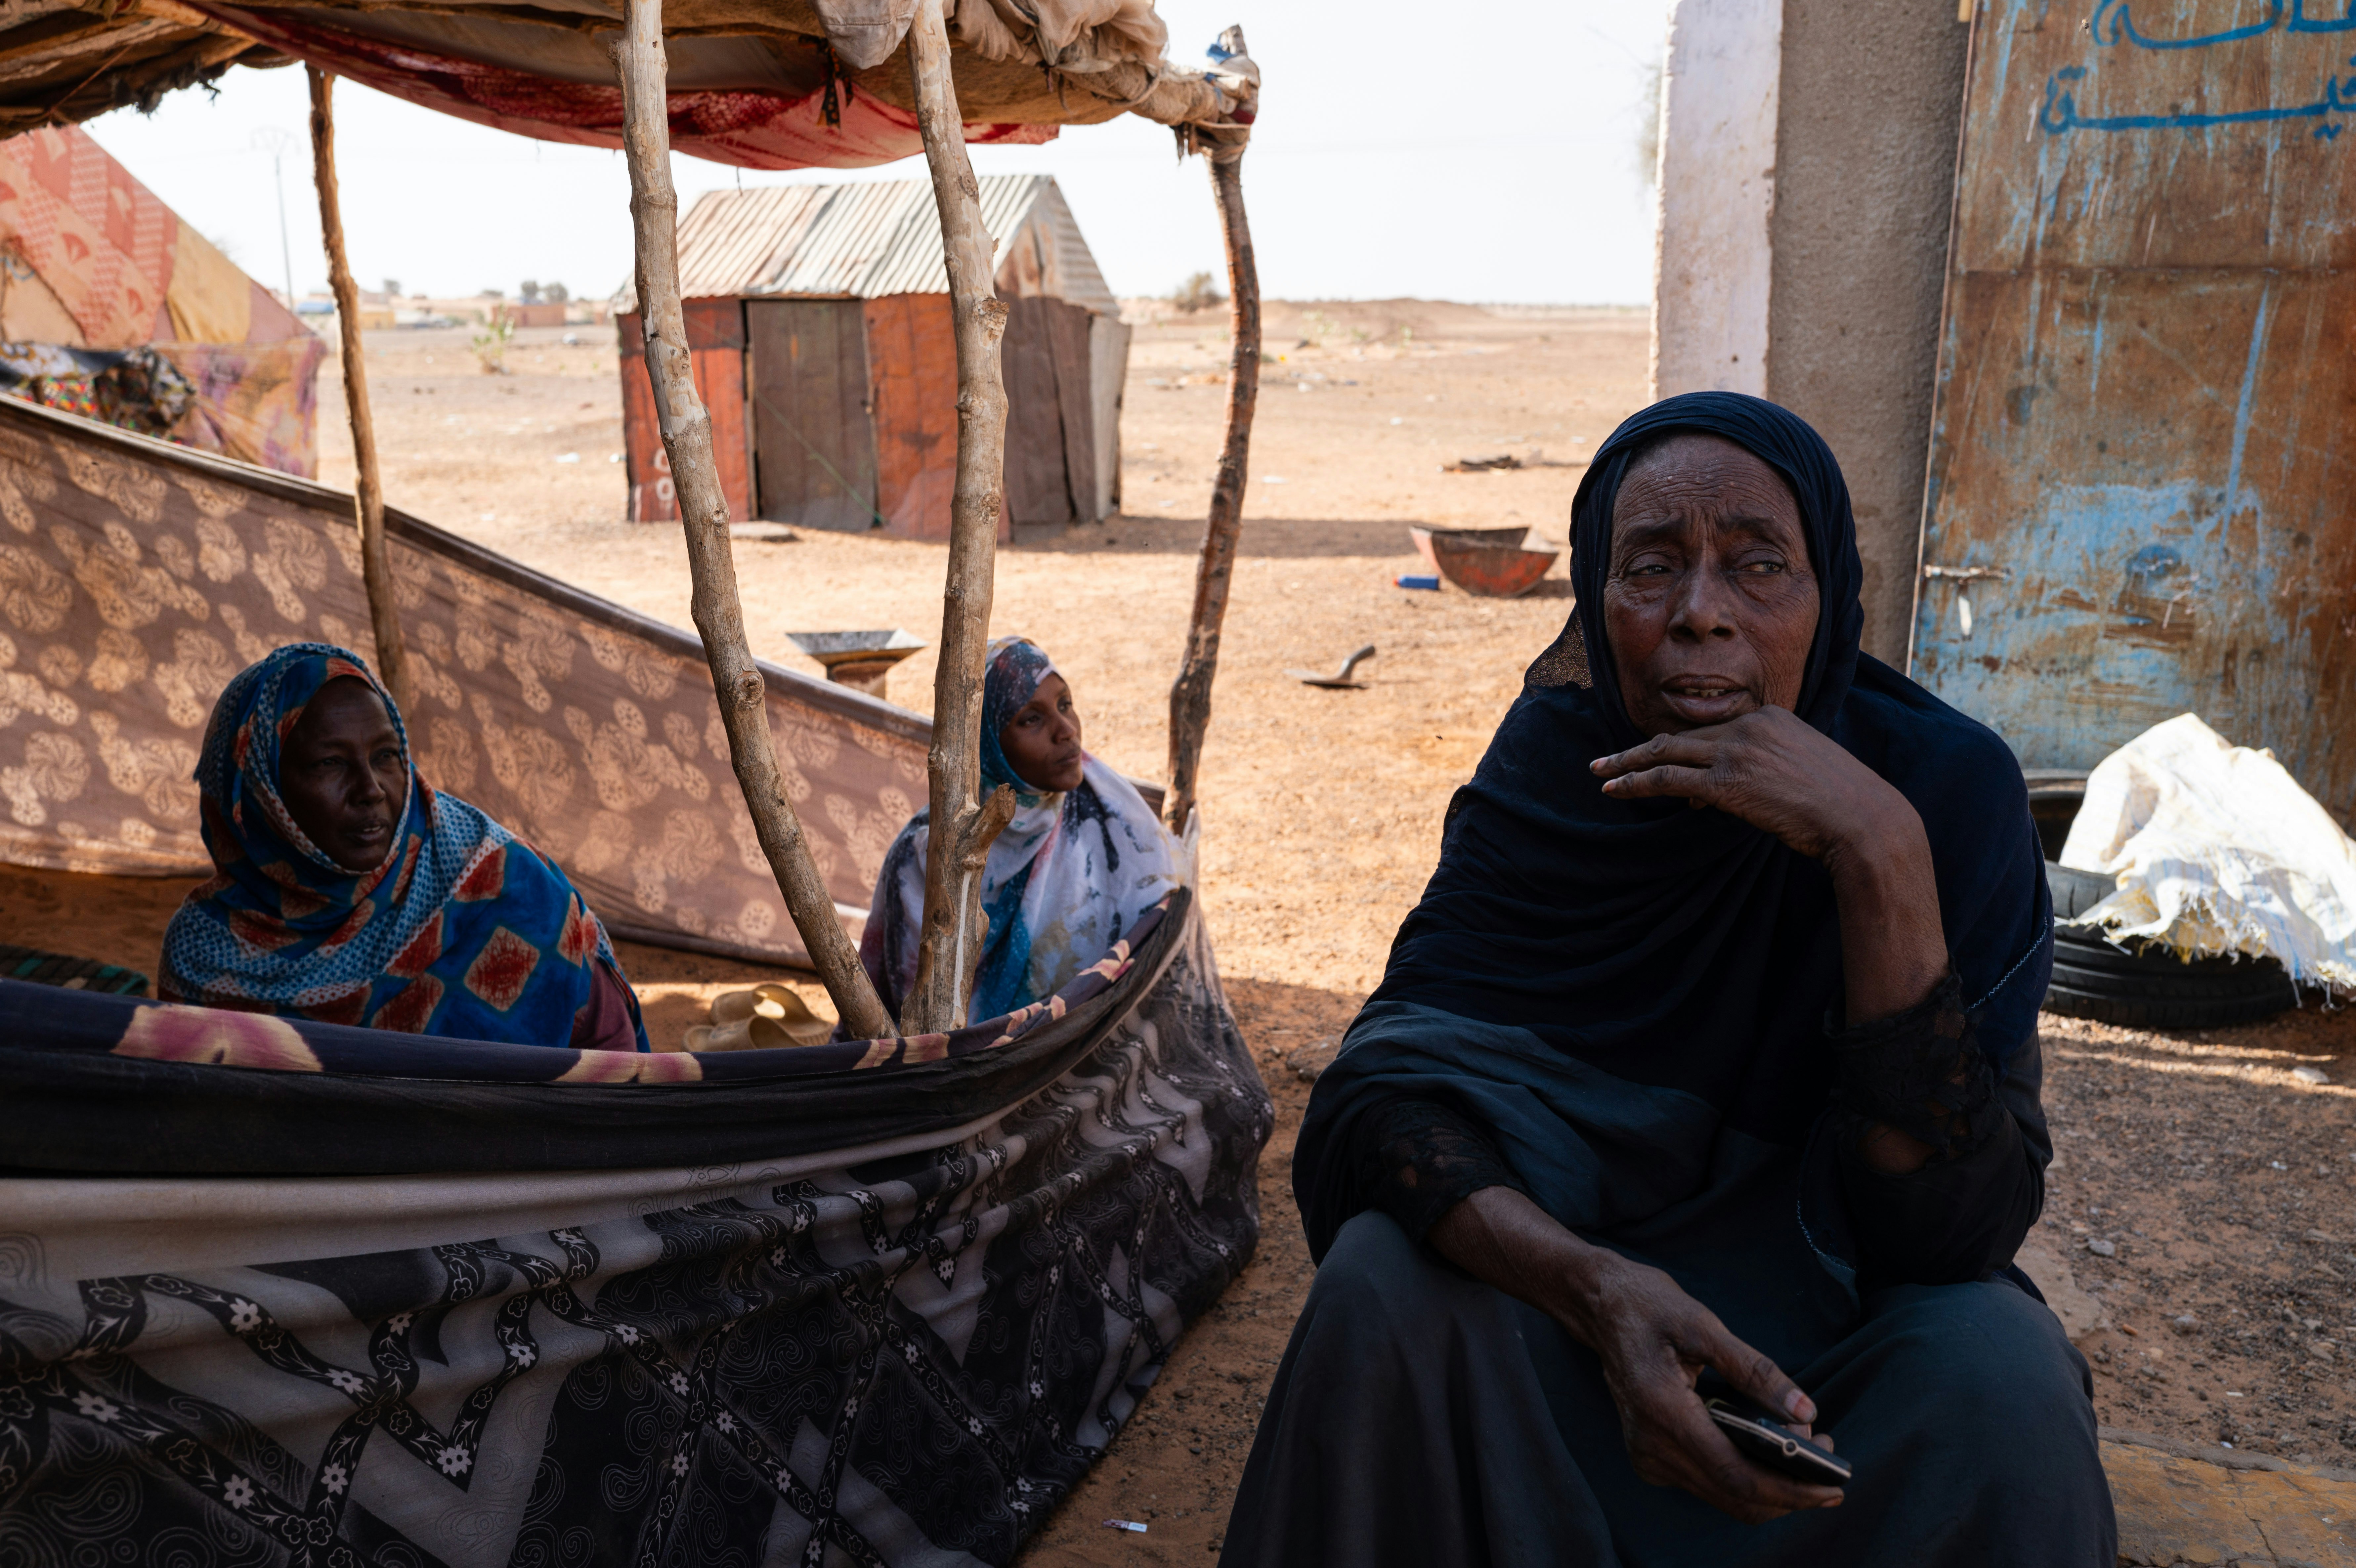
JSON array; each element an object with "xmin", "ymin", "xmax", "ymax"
[
  {"xmin": 613, "ymin": 0, "xmax": 895, "ymax": 1041},
  {"xmin": 898, "ymin": 0, "xmax": 1017, "ymax": 1036},
  {"xmin": 1165, "ymin": 132, "xmax": 1260, "ymax": 834},
  {"xmin": 306, "ymin": 66, "xmax": 411, "ymax": 712}
]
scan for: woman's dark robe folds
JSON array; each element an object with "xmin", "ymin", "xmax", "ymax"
[{"xmin": 1219, "ymin": 394, "xmax": 2115, "ymax": 1568}]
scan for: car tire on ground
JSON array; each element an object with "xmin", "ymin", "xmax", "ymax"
[{"xmin": 2042, "ymin": 862, "xmax": 2299, "ymax": 1030}]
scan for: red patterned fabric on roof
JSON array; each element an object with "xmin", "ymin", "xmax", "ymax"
[{"xmin": 205, "ymin": 5, "xmax": 1058, "ymax": 173}]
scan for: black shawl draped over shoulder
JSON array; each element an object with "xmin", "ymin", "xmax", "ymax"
[{"xmin": 1296, "ymin": 394, "xmax": 2052, "ymax": 1306}]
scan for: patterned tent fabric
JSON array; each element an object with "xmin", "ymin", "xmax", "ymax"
[
  {"xmin": 0, "ymin": 889, "xmax": 1275, "ymax": 1565},
  {"xmin": 0, "ymin": 126, "xmax": 325, "ymax": 475},
  {"xmin": 0, "ymin": 393, "xmax": 935, "ymax": 967},
  {"xmin": 0, "ymin": 125, "xmax": 305, "ymax": 354}
]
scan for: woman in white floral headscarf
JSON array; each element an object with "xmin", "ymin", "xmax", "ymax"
[{"xmin": 860, "ymin": 636, "xmax": 1179, "ymax": 1024}]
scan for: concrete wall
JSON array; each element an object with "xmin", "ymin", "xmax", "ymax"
[
  {"xmin": 1649, "ymin": 0, "xmax": 1782, "ymax": 400},
  {"xmin": 1765, "ymin": 0, "xmax": 1969, "ymax": 665},
  {"xmin": 1651, "ymin": 0, "xmax": 1971, "ymax": 666}
]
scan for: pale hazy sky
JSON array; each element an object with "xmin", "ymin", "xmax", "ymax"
[{"xmin": 83, "ymin": 0, "xmax": 1671, "ymax": 307}]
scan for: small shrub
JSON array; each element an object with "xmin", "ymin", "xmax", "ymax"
[
  {"xmin": 1171, "ymin": 271, "xmax": 1224, "ymax": 313},
  {"xmin": 472, "ymin": 313, "xmax": 515, "ymax": 374}
]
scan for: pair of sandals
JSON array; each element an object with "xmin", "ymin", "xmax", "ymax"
[{"xmin": 683, "ymin": 983, "xmax": 834, "ymax": 1052}]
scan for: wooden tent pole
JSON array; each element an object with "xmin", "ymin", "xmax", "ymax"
[
  {"xmin": 306, "ymin": 66, "xmax": 411, "ymax": 712},
  {"xmin": 1164, "ymin": 137, "xmax": 1260, "ymax": 834},
  {"xmin": 613, "ymin": 0, "xmax": 895, "ymax": 1041},
  {"xmin": 897, "ymin": 0, "xmax": 1016, "ymax": 1035}
]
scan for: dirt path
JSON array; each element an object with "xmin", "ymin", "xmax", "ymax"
[{"xmin": 1, "ymin": 300, "xmax": 2347, "ymax": 1559}]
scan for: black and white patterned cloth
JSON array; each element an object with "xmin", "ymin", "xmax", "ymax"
[{"xmin": 0, "ymin": 900, "xmax": 1270, "ymax": 1566}]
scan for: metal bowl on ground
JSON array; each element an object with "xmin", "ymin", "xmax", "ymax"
[
  {"xmin": 784, "ymin": 628, "xmax": 925, "ymax": 698},
  {"xmin": 1406, "ymin": 526, "xmax": 1560, "ymax": 599}
]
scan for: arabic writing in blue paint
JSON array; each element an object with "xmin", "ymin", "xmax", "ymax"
[
  {"xmin": 2093, "ymin": 0, "xmax": 2356, "ymax": 50},
  {"xmin": 2042, "ymin": 61, "xmax": 2356, "ymax": 134}
]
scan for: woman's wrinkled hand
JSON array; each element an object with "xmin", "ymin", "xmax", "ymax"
[
  {"xmin": 1587, "ymin": 707, "xmax": 1950, "ymax": 1026},
  {"xmin": 1429, "ymin": 1186, "xmax": 1841, "ymax": 1524},
  {"xmin": 1588, "ymin": 706, "xmax": 1909, "ymax": 869},
  {"xmin": 1554, "ymin": 1249, "xmax": 1843, "ymax": 1523}
]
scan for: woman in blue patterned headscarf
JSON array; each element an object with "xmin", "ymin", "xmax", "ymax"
[
  {"xmin": 161, "ymin": 643, "xmax": 646, "ymax": 1050},
  {"xmin": 860, "ymin": 635, "xmax": 1180, "ymax": 1025}
]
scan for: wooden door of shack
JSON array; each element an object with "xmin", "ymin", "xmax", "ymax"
[{"xmin": 619, "ymin": 295, "xmax": 1107, "ymax": 540}]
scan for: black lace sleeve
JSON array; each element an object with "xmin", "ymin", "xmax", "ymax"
[
  {"xmin": 1830, "ymin": 971, "xmax": 2005, "ymax": 1160},
  {"xmin": 1831, "ymin": 971, "xmax": 2043, "ymax": 1283},
  {"xmin": 1343, "ymin": 1096, "xmax": 1525, "ymax": 1243}
]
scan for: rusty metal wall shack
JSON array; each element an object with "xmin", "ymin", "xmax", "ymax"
[{"xmin": 1910, "ymin": 0, "xmax": 2356, "ymax": 822}]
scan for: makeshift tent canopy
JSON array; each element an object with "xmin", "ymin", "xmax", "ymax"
[
  {"xmin": 0, "ymin": 882, "xmax": 1275, "ymax": 1565},
  {"xmin": 616, "ymin": 175, "xmax": 1129, "ymax": 534},
  {"xmin": 0, "ymin": 0, "xmax": 1264, "ymax": 1034},
  {"xmin": 0, "ymin": 0, "xmax": 1257, "ymax": 159},
  {"xmin": 0, "ymin": 124, "xmax": 326, "ymax": 476}
]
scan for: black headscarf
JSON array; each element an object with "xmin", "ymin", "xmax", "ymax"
[{"xmin": 1298, "ymin": 392, "xmax": 2051, "ymax": 1257}]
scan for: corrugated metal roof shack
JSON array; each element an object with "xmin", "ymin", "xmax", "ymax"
[{"xmin": 616, "ymin": 174, "xmax": 1128, "ymax": 537}]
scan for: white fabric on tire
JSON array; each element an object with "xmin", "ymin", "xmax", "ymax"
[{"xmin": 2059, "ymin": 713, "xmax": 2355, "ymax": 996}]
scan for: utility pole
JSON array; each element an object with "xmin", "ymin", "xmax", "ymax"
[{"xmin": 251, "ymin": 127, "xmax": 298, "ymax": 309}]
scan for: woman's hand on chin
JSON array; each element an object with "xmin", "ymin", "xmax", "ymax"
[
  {"xmin": 1590, "ymin": 707, "xmax": 1951, "ymax": 1041},
  {"xmin": 1429, "ymin": 1187, "xmax": 1843, "ymax": 1523},
  {"xmin": 1588, "ymin": 706, "xmax": 1917, "ymax": 870}
]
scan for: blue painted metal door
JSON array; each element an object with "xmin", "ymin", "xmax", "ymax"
[{"xmin": 1911, "ymin": 0, "xmax": 2356, "ymax": 821}]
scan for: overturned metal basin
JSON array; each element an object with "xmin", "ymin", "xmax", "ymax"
[
  {"xmin": 784, "ymin": 629, "xmax": 925, "ymax": 698},
  {"xmin": 1408, "ymin": 525, "xmax": 1560, "ymax": 599}
]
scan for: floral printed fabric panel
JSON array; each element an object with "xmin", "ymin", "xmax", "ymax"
[{"xmin": 0, "ymin": 401, "xmax": 927, "ymax": 962}]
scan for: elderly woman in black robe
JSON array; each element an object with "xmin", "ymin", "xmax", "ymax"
[{"xmin": 1218, "ymin": 395, "xmax": 2113, "ymax": 1566}]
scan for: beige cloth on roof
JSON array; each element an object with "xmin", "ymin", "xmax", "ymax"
[{"xmin": 810, "ymin": 0, "xmax": 1166, "ymax": 70}]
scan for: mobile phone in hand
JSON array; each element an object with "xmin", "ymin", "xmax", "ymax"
[{"xmin": 1693, "ymin": 1374, "xmax": 1853, "ymax": 1487}]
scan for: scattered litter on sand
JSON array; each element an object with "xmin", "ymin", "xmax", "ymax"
[{"xmin": 1285, "ymin": 645, "xmax": 1375, "ymax": 689}]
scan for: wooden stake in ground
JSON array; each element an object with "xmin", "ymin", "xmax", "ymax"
[
  {"xmin": 613, "ymin": 0, "xmax": 895, "ymax": 1041},
  {"xmin": 1165, "ymin": 129, "xmax": 1261, "ymax": 834},
  {"xmin": 306, "ymin": 65, "xmax": 411, "ymax": 713},
  {"xmin": 896, "ymin": 0, "xmax": 1017, "ymax": 1036}
]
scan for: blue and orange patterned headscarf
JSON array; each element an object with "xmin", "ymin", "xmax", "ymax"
[{"xmin": 161, "ymin": 643, "xmax": 646, "ymax": 1049}]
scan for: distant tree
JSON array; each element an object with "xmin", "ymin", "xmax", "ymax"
[
  {"xmin": 381, "ymin": 277, "xmax": 401, "ymax": 298},
  {"xmin": 481, "ymin": 287, "xmax": 504, "ymax": 299},
  {"xmin": 1171, "ymin": 271, "xmax": 1224, "ymax": 313},
  {"xmin": 543, "ymin": 281, "xmax": 570, "ymax": 304},
  {"xmin": 519, "ymin": 280, "xmax": 542, "ymax": 303}
]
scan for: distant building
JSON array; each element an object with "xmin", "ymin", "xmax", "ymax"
[{"xmin": 613, "ymin": 174, "xmax": 1128, "ymax": 535}]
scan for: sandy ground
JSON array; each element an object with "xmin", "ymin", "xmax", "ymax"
[
  {"xmin": 311, "ymin": 301, "xmax": 1630, "ymax": 999},
  {"xmin": 3, "ymin": 299, "xmax": 2351, "ymax": 1559}
]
